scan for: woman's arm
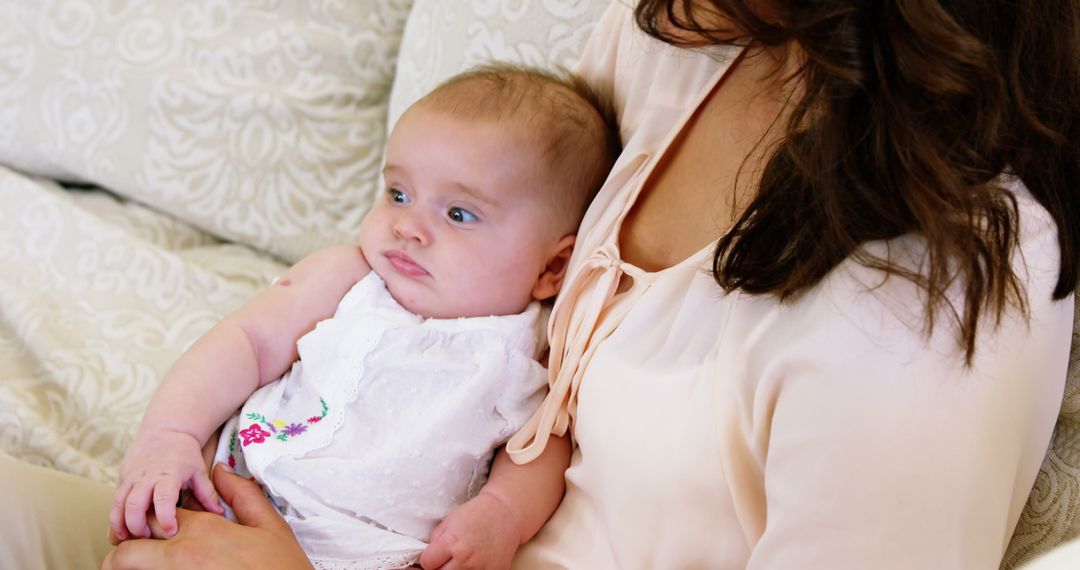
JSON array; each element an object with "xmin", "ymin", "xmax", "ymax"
[
  {"xmin": 420, "ymin": 435, "xmax": 572, "ymax": 569},
  {"xmin": 745, "ymin": 201, "xmax": 1072, "ymax": 568},
  {"xmin": 110, "ymin": 245, "xmax": 369, "ymax": 540}
]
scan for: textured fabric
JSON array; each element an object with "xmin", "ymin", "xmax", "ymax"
[
  {"xmin": 213, "ymin": 273, "xmax": 548, "ymax": 569},
  {"xmin": 0, "ymin": 164, "xmax": 285, "ymax": 483},
  {"xmin": 1019, "ymin": 535, "xmax": 1080, "ymax": 569},
  {"xmin": 385, "ymin": 0, "xmax": 610, "ymax": 132},
  {"xmin": 0, "ymin": 0, "xmax": 414, "ymax": 262},
  {"xmin": 510, "ymin": 3, "xmax": 1076, "ymax": 568}
]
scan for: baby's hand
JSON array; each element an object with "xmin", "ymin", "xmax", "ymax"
[
  {"xmin": 109, "ymin": 429, "xmax": 223, "ymax": 541},
  {"xmin": 419, "ymin": 491, "xmax": 522, "ymax": 570}
]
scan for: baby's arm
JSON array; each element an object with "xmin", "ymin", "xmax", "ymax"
[
  {"xmin": 420, "ymin": 435, "xmax": 572, "ymax": 569},
  {"xmin": 110, "ymin": 245, "xmax": 370, "ymax": 541}
]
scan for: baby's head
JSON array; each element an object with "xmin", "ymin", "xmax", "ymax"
[{"xmin": 359, "ymin": 63, "xmax": 619, "ymax": 319}]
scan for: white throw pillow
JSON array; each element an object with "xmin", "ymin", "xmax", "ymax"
[
  {"xmin": 0, "ymin": 0, "xmax": 414, "ymax": 262},
  {"xmin": 386, "ymin": 0, "xmax": 610, "ymax": 132}
]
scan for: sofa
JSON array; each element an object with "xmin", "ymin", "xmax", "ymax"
[{"xmin": 0, "ymin": 1, "xmax": 1076, "ymax": 567}]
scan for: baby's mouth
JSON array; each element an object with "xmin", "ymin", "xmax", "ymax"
[{"xmin": 384, "ymin": 250, "xmax": 429, "ymax": 278}]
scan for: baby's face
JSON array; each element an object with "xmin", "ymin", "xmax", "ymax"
[{"xmin": 359, "ymin": 104, "xmax": 560, "ymax": 319}]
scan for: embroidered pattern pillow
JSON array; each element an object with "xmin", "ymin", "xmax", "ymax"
[
  {"xmin": 0, "ymin": 0, "xmax": 414, "ymax": 262},
  {"xmin": 386, "ymin": 0, "xmax": 609, "ymax": 131}
]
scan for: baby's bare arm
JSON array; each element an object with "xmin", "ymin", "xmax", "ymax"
[
  {"xmin": 481, "ymin": 435, "xmax": 572, "ymax": 542},
  {"xmin": 111, "ymin": 245, "xmax": 370, "ymax": 540},
  {"xmin": 420, "ymin": 436, "xmax": 572, "ymax": 568}
]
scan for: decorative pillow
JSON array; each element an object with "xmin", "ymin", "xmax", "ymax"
[
  {"xmin": 0, "ymin": 0, "xmax": 414, "ymax": 262},
  {"xmin": 386, "ymin": 0, "xmax": 610, "ymax": 132}
]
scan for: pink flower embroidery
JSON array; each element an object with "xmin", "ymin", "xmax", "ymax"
[
  {"xmin": 227, "ymin": 455, "xmax": 236, "ymax": 469},
  {"xmin": 307, "ymin": 416, "xmax": 322, "ymax": 424},
  {"xmin": 239, "ymin": 424, "xmax": 271, "ymax": 447}
]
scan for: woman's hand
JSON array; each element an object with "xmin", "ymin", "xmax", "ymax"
[
  {"xmin": 419, "ymin": 491, "xmax": 522, "ymax": 570},
  {"xmin": 102, "ymin": 464, "xmax": 312, "ymax": 570}
]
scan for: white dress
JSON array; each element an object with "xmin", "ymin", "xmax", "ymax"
[{"xmin": 213, "ymin": 273, "xmax": 548, "ymax": 570}]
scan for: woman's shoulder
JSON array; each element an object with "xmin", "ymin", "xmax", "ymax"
[
  {"xmin": 835, "ymin": 175, "xmax": 1060, "ymax": 316},
  {"xmin": 750, "ymin": 174, "xmax": 1069, "ymax": 373}
]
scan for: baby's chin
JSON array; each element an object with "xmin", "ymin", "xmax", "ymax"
[
  {"xmin": 377, "ymin": 269, "xmax": 532, "ymax": 319},
  {"xmin": 379, "ymin": 275, "xmax": 435, "ymax": 317},
  {"xmin": 380, "ymin": 276, "xmax": 460, "ymax": 319},
  {"xmin": 397, "ymin": 287, "xmax": 530, "ymax": 320}
]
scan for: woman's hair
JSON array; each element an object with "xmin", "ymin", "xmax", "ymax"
[{"xmin": 636, "ymin": 0, "xmax": 1078, "ymax": 362}]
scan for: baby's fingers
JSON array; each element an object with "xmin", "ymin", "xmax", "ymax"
[
  {"xmin": 190, "ymin": 470, "xmax": 225, "ymax": 515},
  {"xmin": 151, "ymin": 477, "xmax": 183, "ymax": 537},
  {"xmin": 420, "ymin": 522, "xmax": 454, "ymax": 569},
  {"xmin": 122, "ymin": 481, "xmax": 155, "ymax": 538},
  {"xmin": 109, "ymin": 481, "xmax": 135, "ymax": 543}
]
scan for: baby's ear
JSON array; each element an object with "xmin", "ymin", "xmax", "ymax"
[{"xmin": 531, "ymin": 234, "xmax": 576, "ymax": 301}]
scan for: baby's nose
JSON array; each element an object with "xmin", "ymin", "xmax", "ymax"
[{"xmin": 392, "ymin": 212, "xmax": 431, "ymax": 245}]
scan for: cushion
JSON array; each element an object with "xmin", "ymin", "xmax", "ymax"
[
  {"xmin": 386, "ymin": 0, "xmax": 611, "ymax": 132},
  {"xmin": 0, "ymin": 0, "xmax": 415, "ymax": 262},
  {"xmin": 0, "ymin": 165, "xmax": 285, "ymax": 482}
]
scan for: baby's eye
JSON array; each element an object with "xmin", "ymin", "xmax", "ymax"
[
  {"xmin": 387, "ymin": 188, "xmax": 411, "ymax": 205},
  {"xmin": 447, "ymin": 207, "xmax": 479, "ymax": 223}
]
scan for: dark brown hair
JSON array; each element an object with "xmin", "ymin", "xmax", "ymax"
[
  {"xmin": 421, "ymin": 64, "xmax": 621, "ymax": 230},
  {"xmin": 637, "ymin": 0, "xmax": 1078, "ymax": 362}
]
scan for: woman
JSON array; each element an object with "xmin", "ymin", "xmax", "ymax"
[
  {"xmin": 504, "ymin": 1, "xmax": 1076, "ymax": 567},
  {"xmin": 5, "ymin": 0, "xmax": 1078, "ymax": 568}
]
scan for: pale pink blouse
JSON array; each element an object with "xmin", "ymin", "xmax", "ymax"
[{"xmin": 508, "ymin": 2, "xmax": 1075, "ymax": 568}]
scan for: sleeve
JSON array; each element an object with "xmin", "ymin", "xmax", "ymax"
[{"xmin": 744, "ymin": 197, "xmax": 1074, "ymax": 569}]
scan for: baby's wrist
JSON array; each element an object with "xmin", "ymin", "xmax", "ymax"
[
  {"xmin": 134, "ymin": 425, "xmax": 203, "ymax": 449},
  {"xmin": 476, "ymin": 487, "xmax": 527, "ymax": 545}
]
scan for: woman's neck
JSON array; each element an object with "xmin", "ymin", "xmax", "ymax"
[{"xmin": 618, "ymin": 41, "xmax": 801, "ymax": 273}]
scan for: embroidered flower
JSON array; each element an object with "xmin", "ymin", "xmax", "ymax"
[
  {"xmin": 284, "ymin": 423, "xmax": 307, "ymax": 437},
  {"xmin": 239, "ymin": 424, "xmax": 271, "ymax": 446},
  {"xmin": 227, "ymin": 455, "xmax": 236, "ymax": 469},
  {"xmin": 239, "ymin": 398, "xmax": 328, "ymax": 443}
]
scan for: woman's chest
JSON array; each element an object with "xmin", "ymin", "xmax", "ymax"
[
  {"xmin": 616, "ymin": 47, "xmax": 789, "ymax": 273},
  {"xmin": 563, "ymin": 272, "xmax": 778, "ymax": 563}
]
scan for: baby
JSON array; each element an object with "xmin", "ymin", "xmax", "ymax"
[{"xmin": 109, "ymin": 63, "xmax": 618, "ymax": 569}]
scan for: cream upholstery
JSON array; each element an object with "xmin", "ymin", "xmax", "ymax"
[{"xmin": 0, "ymin": 0, "xmax": 414, "ymax": 262}]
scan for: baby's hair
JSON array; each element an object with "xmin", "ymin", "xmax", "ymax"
[{"xmin": 417, "ymin": 63, "xmax": 621, "ymax": 232}]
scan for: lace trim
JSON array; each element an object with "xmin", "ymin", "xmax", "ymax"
[{"xmin": 310, "ymin": 552, "xmax": 420, "ymax": 570}]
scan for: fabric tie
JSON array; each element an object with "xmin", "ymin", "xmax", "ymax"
[{"xmin": 507, "ymin": 243, "xmax": 625, "ymax": 463}]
